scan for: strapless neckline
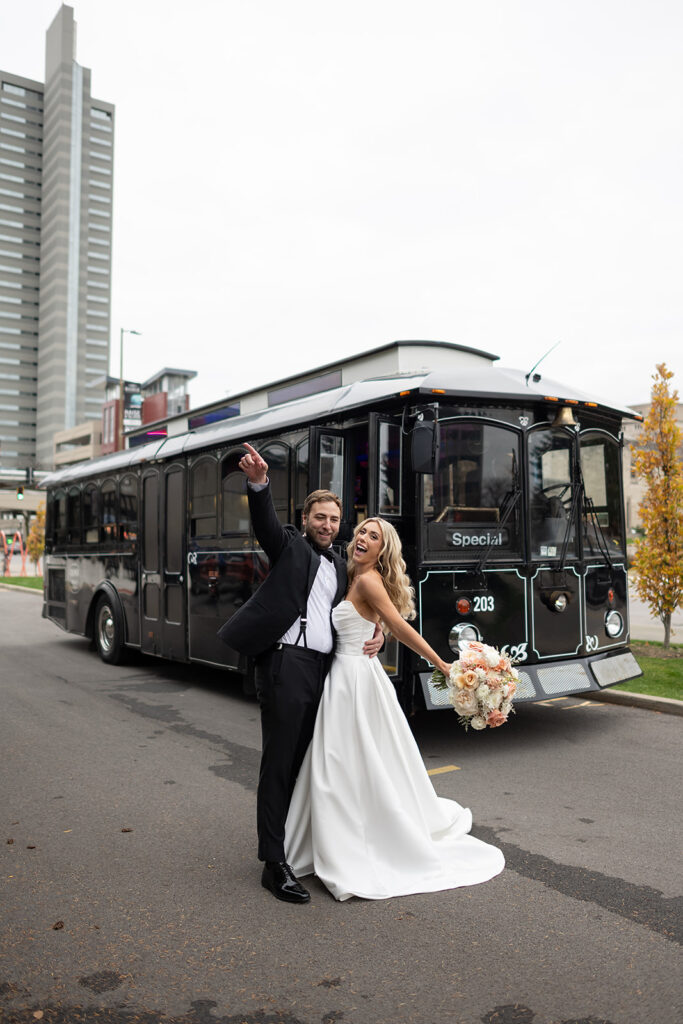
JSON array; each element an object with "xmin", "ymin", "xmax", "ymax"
[{"xmin": 340, "ymin": 599, "xmax": 378, "ymax": 626}]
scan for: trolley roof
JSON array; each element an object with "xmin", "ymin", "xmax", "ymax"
[{"xmin": 41, "ymin": 365, "xmax": 639, "ymax": 488}]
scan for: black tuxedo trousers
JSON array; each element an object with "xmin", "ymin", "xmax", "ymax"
[{"xmin": 255, "ymin": 644, "xmax": 332, "ymax": 862}]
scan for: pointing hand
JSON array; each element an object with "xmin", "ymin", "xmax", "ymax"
[{"xmin": 239, "ymin": 442, "xmax": 269, "ymax": 485}]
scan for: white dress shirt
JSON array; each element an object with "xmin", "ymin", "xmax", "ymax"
[{"xmin": 279, "ymin": 554, "xmax": 337, "ymax": 653}]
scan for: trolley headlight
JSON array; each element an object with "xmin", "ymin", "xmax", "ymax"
[
  {"xmin": 550, "ymin": 591, "xmax": 568, "ymax": 612},
  {"xmin": 449, "ymin": 622, "xmax": 481, "ymax": 652},
  {"xmin": 605, "ymin": 610, "xmax": 624, "ymax": 638}
]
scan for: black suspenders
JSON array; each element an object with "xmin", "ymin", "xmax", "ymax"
[{"xmin": 293, "ymin": 551, "xmax": 323, "ymax": 649}]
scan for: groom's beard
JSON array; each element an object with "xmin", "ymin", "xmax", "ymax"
[{"xmin": 304, "ymin": 526, "xmax": 337, "ymax": 554}]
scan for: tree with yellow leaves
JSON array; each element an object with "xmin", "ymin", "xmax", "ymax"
[
  {"xmin": 630, "ymin": 364, "xmax": 683, "ymax": 647},
  {"xmin": 26, "ymin": 500, "xmax": 45, "ymax": 575}
]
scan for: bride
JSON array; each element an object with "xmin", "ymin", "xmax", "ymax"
[{"xmin": 285, "ymin": 516, "xmax": 505, "ymax": 901}]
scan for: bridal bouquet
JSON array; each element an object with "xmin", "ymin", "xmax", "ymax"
[{"xmin": 432, "ymin": 640, "xmax": 518, "ymax": 730}]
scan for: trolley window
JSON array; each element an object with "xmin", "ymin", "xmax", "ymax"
[
  {"xmin": 318, "ymin": 434, "xmax": 344, "ymax": 500},
  {"xmin": 119, "ymin": 474, "xmax": 138, "ymax": 543},
  {"xmin": 423, "ymin": 421, "xmax": 521, "ymax": 560},
  {"xmin": 261, "ymin": 442, "xmax": 290, "ymax": 525},
  {"xmin": 142, "ymin": 474, "xmax": 159, "ymax": 572},
  {"xmin": 190, "ymin": 458, "xmax": 217, "ymax": 538},
  {"xmin": 295, "ymin": 439, "xmax": 309, "ymax": 529},
  {"xmin": 101, "ymin": 479, "xmax": 117, "ymax": 542},
  {"xmin": 221, "ymin": 451, "xmax": 250, "ymax": 544},
  {"xmin": 53, "ymin": 489, "xmax": 67, "ymax": 548},
  {"xmin": 378, "ymin": 421, "xmax": 401, "ymax": 516},
  {"xmin": 67, "ymin": 487, "xmax": 81, "ymax": 545},
  {"xmin": 528, "ymin": 428, "xmax": 577, "ymax": 560},
  {"xmin": 165, "ymin": 469, "xmax": 184, "ymax": 573},
  {"xmin": 83, "ymin": 483, "xmax": 99, "ymax": 544},
  {"xmin": 580, "ymin": 431, "xmax": 624, "ymax": 557},
  {"xmin": 348, "ymin": 426, "xmax": 368, "ymax": 523}
]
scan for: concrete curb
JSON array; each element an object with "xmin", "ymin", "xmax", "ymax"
[
  {"xmin": 583, "ymin": 688, "xmax": 683, "ymax": 717},
  {"xmin": 0, "ymin": 581, "xmax": 43, "ymax": 596}
]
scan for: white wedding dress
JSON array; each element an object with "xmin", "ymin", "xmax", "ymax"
[{"xmin": 285, "ymin": 601, "xmax": 505, "ymax": 901}]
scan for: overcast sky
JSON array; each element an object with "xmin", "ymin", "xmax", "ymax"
[{"xmin": 2, "ymin": 0, "xmax": 681, "ymax": 411}]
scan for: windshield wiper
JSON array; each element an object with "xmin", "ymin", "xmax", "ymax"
[
  {"xmin": 582, "ymin": 492, "xmax": 614, "ymax": 568},
  {"xmin": 473, "ymin": 484, "xmax": 522, "ymax": 580},
  {"xmin": 555, "ymin": 457, "xmax": 583, "ymax": 569}
]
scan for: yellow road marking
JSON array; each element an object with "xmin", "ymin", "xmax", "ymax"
[
  {"xmin": 534, "ymin": 697, "xmax": 606, "ymax": 709},
  {"xmin": 427, "ymin": 764, "xmax": 461, "ymax": 776}
]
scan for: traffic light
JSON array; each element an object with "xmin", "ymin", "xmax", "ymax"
[{"xmin": 16, "ymin": 485, "xmax": 24, "ymax": 500}]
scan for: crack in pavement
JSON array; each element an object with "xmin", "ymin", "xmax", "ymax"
[
  {"xmin": 109, "ymin": 693, "xmax": 260, "ymax": 791},
  {"xmin": 474, "ymin": 824, "xmax": 682, "ymax": 945}
]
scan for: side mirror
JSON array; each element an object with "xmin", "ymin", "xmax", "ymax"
[{"xmin": 411, "ymin": 420, "xmax": 438, "ymax": 474}]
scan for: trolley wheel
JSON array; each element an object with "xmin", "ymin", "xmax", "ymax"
[{"xmin": 94, "ymin": 593, "xmax": 127, "ymax": 665}]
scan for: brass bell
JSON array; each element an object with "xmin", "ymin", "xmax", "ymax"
[{"xmin": 551, "ymin": 405, "xmax": 578, "ymax": 429}]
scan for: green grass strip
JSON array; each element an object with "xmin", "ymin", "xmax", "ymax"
[
  {"xmin": 614, "ymin": 655, "xmax": 683, "ymax": 701},
  {"xmin": 0, "ymin": 576, "xmax": 43, "ymax": 590}
]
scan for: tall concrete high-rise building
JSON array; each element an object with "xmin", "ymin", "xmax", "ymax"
[{"xmin": 0, "ymin": 3, "xmax": 114, "ymax": 472}]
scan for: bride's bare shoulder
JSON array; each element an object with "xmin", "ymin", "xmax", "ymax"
[{"xmin": 353, "ymin": 570, "xmax": 386, "ymax": 599}]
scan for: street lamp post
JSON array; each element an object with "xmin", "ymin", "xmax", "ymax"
[{"xmin": 118, "ymin": 327, "xmax": 142, "ymax": 450}]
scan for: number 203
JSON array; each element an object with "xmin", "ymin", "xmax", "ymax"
[{"xmin": 473, "ymin": 595, "xmax": 495, "ymax": 612}]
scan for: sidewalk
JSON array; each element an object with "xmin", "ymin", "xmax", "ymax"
[
  {"xmin": 0, "ymin": 580, "xmax": 42, "ymax": 595},
  {"xmin": 1, "ymin": 549, "xmax": 42, "ymax": 593},
  {"xmin": 628, "ymin": 585, "xmax": 682, "ymax": 643}
]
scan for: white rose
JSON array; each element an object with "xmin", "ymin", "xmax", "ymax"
[
  {"xmin": 484, "ymin": 647, "xmax": 501, "ymax": 668},
  {"xmin": 470, "ymin": 715, "xmax": 487, "ymax": 730},
  {"xmin": 451, "ymin": 688, "xmax": 478, "ymax": 716}
]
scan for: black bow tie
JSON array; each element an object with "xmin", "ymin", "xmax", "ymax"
[{"xmin": 306, "ymin": 536, "xmax": 335, "ymax": 561}]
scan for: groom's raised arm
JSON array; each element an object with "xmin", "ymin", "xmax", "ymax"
[{"xmin": 239, "ymin": 442, "xmax": 290, "ymax": 564}]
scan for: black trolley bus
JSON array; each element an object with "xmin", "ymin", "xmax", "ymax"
[{"xmin": 41, "ymin": 360, "xmax": 643, "ymax": 711}]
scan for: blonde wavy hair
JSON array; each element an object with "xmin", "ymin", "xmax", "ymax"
[{"xmin": 347, "ymin": 517, "xmax": 416, "ymax": 626}]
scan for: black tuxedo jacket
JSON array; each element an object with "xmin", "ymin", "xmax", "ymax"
[{"xmin": 217, "ymin": 482, "xmax": 347, "ymax": 658}]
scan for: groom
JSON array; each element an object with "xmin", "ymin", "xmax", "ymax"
[{"xmin": 218, "ymin": 442, "xmax": 382, "ymax": 904}]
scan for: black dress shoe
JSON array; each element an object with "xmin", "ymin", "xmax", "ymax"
[{"xmin": 261, "ymin": 861, "xmax": 311, "ymax": 904}]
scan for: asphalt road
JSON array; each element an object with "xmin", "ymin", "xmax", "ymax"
[{"xmin": 1, "ymin": 591, "xmax": 681, "ymax": 1024}]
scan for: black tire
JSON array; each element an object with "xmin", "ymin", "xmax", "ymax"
[{"xmin": 94, "ymin": 593, "xmax": 127, "ymax": 665}]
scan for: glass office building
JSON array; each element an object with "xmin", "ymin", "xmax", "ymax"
[{"xmin": 0, "ymin": 4, "xmax": 114, "ymax": 471}]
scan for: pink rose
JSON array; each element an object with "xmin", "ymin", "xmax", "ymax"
[{"xmin": 486, "ymin": 709, "xmax": 507, "ymax": 728}]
